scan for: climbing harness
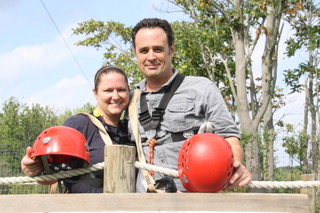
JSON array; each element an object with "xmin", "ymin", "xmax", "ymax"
[{"xmin": 138, "ymin": 73, "xmax": 185, "ymax": 177}]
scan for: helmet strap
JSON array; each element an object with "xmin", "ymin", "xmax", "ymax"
[{"xmin": 41, "ymin": 155, "xmax": 52, "ymax": 174}]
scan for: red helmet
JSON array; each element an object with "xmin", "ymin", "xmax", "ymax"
[
  {"xmin": 178, "ymin": 133, "xmax": 234, "ymax": 192},
  {"xmin": 31, "ymin": 126, "xmax": 90, "ymax": 174}
]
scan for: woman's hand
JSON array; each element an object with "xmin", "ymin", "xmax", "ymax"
[{"xmin": 21, "ymin": 147, "xmax": 43, "ymax": 177}]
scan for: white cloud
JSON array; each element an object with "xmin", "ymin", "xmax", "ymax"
[
  {"xmin": 26, "ymin": 74, "xmax": 95, "ymax": 113},
  {"xmin": 0, "ymin": 44, "xmax": 66, "ymax": 81},
  {"xmin": 0, "ymin": 29, "xmax": 74, "ymax": 83}
]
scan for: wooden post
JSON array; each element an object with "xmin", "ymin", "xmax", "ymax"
[
  {"xmin": 301, "ymin": 174, "xmax": 315, "ymax": 213},
  {"xmin": 103, "ymin": 145, "xmax": 136, "ymax": 193}
]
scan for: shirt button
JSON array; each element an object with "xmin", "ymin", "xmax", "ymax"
[{"xmin": 160, "ymin": 159, "xmax": 165, "ymax": 163}]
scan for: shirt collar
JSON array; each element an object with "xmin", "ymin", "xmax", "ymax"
[
  {"xmin": 135, "ymin": 69, "xmax": 179, "ymax": 93},
  {"xmin": 93, "ymin": 108, "xmax": 103, "ymax": 117}
]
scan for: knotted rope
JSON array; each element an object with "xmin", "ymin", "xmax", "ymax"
[
  {"xmin": 147, "ymin": 138, "xmax": 157, "ymax": 178},
  {"xmin": 0, "ymin": 161, "xmax": 319, "ymax": 189}
]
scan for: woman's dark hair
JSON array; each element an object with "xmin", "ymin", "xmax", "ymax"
[
  {"xmin": 131, "ymin": 18, "xmax": 175, "ymax": 49},
  {"xmin": 94, "ymin": 66, "xmax": 129, "ymax": 91}
]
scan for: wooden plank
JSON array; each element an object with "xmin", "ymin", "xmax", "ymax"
[{"xmin": 0, "ymin": 193, "xmax": 310, "ymax": 212}]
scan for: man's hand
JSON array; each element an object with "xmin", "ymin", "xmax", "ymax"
[
  {"xmin": 224, "ymin": 137, "xmax": 252, "ymax": 188},
  {"xmin": 228, "ymin": 160, "xmax": 252, "ymax": 188}
]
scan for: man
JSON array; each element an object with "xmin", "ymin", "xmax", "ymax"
[{"xmin": 130, "ymin": 18, "xmax": 251, "ymax": 192}]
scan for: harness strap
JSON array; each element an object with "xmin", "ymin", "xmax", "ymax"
[
  {"xmin": 129, "ymin": 89, "xmax": 160, "ymax": 192},
  {"xmin": 79, "ymin": 112, "xmax": 113, "ymax": 146},
  {"xmin": 141, "ymin": 128, "xmax": 200, "ymax": 144},
  {"xmin": 139, "ymin": 74, "xmax": 185, "ymax": 137}
]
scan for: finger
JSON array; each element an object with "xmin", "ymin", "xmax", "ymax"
[
  {"xmin": 238, "ymin": 171, "xmax": 252, "ymax": 187},
  {"xmin": 24, "ymin": 167, "xmax": 43, "ymax": 177},
  {"xmin": 25, "ymin": 146, "xmax": 33, "ymax": 158},
  {"xmin": 229, "ymin": 167, "xmax": 242, "ymax": 185},
  {"xmin": 228, "ymin": 166, "xmax": 252, "ymax": 188},
  {"xmin": 228, "ymin": 161, "xmax": 245, "ymax": 185}
]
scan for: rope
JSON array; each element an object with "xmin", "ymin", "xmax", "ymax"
[
  {"xmin": 1, "ymin": 161, "xmax": 319, "ymax": 189},
  {"xmin": 0, "ymin": 162, "xmax": 104, "ymax": 185},
  {"xmin": 248, "ymin": 181, "xmax": 320, "ymax": 189},
  {"xmin": 134, "ymin": 161, "xmax": 320, "ymax": 189}
]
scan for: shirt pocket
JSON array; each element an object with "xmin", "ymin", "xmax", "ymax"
[{"xmin": 166, "ymin": 101, "xmax": 195, "ymax": 132}]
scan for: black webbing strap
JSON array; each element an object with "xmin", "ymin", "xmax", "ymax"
[{"xmin": 139, "ymin": 74, "xmax": 185, "ymax": 135}]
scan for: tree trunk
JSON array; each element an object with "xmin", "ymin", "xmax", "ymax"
[
  {"xmin": 231, "ymin": 1, "xmax": 284, "ymax": 181},
  {"xmin": 302, "ymin": 74, "xmax": 309, "ymax": 174},
  {"xmin": 308, "ymin": 52, "xmax": 318, "ymax": 177},
  {"xmin": 263, "ymin": 102, "xmax": 275, "ymax": 181}
]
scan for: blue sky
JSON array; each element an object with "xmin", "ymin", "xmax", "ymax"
[
  {"xmin": 1, "ymin": 0, "xmax": 310, "ymax": 167},
  {"xmin": 0, "ymin": 0, "xmax": 187, "ymax": 112}
]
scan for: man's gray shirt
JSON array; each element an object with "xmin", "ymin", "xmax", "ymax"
[{"xmin": 130, "ymin": 70, "xmax": 240, "ymax": 192}]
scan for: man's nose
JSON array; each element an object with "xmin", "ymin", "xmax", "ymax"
[{"xmin": 147, "ymin": 50, "xmax": 156, "ymax": 60}]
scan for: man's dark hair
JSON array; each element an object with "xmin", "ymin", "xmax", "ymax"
[{"xmin": 131, "ymin": 18, "xmax": 175, "ymax": 49}]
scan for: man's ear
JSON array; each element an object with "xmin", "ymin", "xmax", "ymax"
[{"xmin": 169, "ymin": 44, "xmax": 175, "ymax": 55}]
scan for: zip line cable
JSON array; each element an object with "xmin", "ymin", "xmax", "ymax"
[{"xmin": 40, "ymin": 0, "xmax": 92, "ymax": 87}]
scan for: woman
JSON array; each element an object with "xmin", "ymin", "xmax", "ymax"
[{"xmin": 21, "ymin": 66, "xmax": 133, "ymax": 193}]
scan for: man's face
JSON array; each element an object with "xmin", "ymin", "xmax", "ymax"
[{"xmin": 134, "ymin": 27, "xmax": 175, "ymax": 80}]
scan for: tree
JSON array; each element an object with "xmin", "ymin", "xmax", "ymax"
[
  {"xmin": 167, "ymin": 0, "xmax": 288, "ymax": 181},
  {"xmin": 72, "ymin": 20, "xmax": 143, "ymax": 86},
  {"xmin": 282, "ymin": 124, "xmax": 309, "ymax": 169},
  {"xmin": 283, "ymin": 0, "xmax": 320, "ymax": 176},
  {"xmin": 57, "ymin": 102, "xmax": 95, "ymax": 124},
  {"xmin": 0, "ymin": 97, "xmax": 58, "ymax": 175},
  {"xmin": 0, "ymin": 98, "xmax": 95, "ymax": 194}
]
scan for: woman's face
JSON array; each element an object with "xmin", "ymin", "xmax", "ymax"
[{"xmin": 93, "ymin": 72, "xmax": 129, "ymax": 123}]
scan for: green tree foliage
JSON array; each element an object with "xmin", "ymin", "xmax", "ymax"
[
  {"xmin": 283, "ymin": 0, "xmax": 320, "ymax": 175},
  {"xmin": 71, "ymin": 15, "xmax": 235, "ymax": 100},
  {"xmin": 72, "ymin": 20, "xmax": 143, "ymax": 86},
  {"xmin": 284, "ymin": 0, "xmax": 320, "ymax": 93},
  {"xmin": 0, "ymin": 95, "xmax": 97, "ymax": 192},
  {"xmin": 0, "ymin": 97, "xmax": 59, "ymax": 175},
  {"xmin": 282, "ymin": 124, "xmax": 308, "ymax": 168},
  {"xmin": 172, "ymin": 20, "xmax": 235, "ymax": 110},
  {"xmin": 285, "ymin": 0, "xmax": 320, "ymax": 57},
  {"xmin": 0, "ymin": 98, "xmax": 95, "ymax": 194},
  {"xmin": 57, "ymin": 102, "xmax": 95, "ymax": 125}
]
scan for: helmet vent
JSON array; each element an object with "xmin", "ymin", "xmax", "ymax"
[{"xmin": 42, "ymin": 137, "xmax": 51, "ymax": 144}]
